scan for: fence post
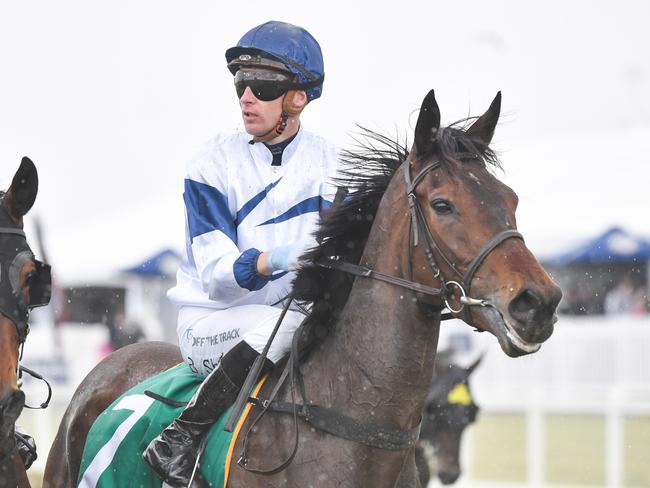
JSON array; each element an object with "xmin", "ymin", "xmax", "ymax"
[
  {"xmin": 528, "ymin": 387, "xmax": 544, "ymax": 488},
  {"xmin": 606, "ymin": 387, "xmax": 623, "ymax": 488}
]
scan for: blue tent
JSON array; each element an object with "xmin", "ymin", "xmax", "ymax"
[
  {"xmin": 547, "ymin": 227, "xmax": 650, "ymax": 266},
  {"xmin": 123, "ymin": 249, "xmax": 181, "ymax": 278}
]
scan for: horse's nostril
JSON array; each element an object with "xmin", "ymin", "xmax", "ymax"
[
  {"xmin": 508, "ymin": 287, "xmax": 558, "ymax": 343},
  {"xmin": 509, "ymin": 288, "xmax": 542, "ymax": 319}
]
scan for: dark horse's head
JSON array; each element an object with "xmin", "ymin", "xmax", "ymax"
[
  {"xmin": 417, "ymin": 354, "xmax": 482, "ymax": 485},
  {"xmin": 406, "ymin": 90, "xmax": 562, "ymax": 356},
  {"xmin": 0, "ymin": 158, "xmax": 47, "ymax": 471},
  {"xmin": 297, "ymin": 90, "xmax": 561, "ymax": 358}
]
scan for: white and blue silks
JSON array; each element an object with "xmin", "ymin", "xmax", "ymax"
[{"xmin": 168, "ymin": 127, "xmax": 340, "ymax": 375}]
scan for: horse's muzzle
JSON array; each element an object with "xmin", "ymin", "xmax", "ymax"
[{"xmin": 507, "ymin": 284, "xmax": 563, "ymax": 344}]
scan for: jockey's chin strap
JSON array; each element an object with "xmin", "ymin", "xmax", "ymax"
[{"xmin": 248, "ymin": 91, "xmax": 305, "ymax": 145}]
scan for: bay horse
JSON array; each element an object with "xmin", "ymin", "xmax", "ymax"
[
  {"xmin": 1, "ymin": 157, "xmax": 51, "ymax": 488},
  {"xmin": 415, "ymin": 353, "xmax": 481, "ymax": 486},
  {"xmin": 44, "ymin": 90, "xmax": 561, "ymax": 488}
]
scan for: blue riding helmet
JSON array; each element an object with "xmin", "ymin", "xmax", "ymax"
[{"xmin": 225, "ymin": 21, "xmax": 325, "ymax": 102}]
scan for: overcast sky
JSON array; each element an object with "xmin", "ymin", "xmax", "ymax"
[{"xmin": 1, "ymin": 0, "xmax": 649, "ymax": 281}]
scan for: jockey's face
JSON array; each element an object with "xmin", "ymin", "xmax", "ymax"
[{"xmin": 238, "ymin": 68, "xmax": 286, "ymax": 138}]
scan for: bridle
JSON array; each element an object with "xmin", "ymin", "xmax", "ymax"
[
  {"xmin": 319, "ymin": 158, "xmax": 524, "ymax": 319},
  {"xmin": 0, "ymin": 220, "xmax": 53, "ymax": 409},
  {"xmin": 404, "ymin": 159, "xmax": 523, "ymax": 314}
]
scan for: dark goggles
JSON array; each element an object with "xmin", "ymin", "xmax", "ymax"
[{"xmin": 234, "ymin": 70, "xmax": 299, "ymax": 101}]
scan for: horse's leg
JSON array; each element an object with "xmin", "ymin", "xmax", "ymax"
[{"xmin": 43, "ymin": 342, "xmax": 182, "ymax": 487}]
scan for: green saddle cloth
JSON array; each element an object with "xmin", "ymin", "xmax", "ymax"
[{"xmin": 77, "ymin": 363, "xmax": 240, "ymax": 488}]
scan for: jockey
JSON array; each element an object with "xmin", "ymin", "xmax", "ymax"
[{"xmin": 143, "ymin": 21, "xmax": 339, "ymax": 486}]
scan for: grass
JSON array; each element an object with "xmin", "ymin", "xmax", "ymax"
[{"xmin": 469, "ymin": 412, "xmax": 650, "ymax": 487}]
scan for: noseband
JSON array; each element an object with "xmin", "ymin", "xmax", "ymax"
[{"xmin": 319, "ymin": 159, "xmax": 524, "ymax": 317}]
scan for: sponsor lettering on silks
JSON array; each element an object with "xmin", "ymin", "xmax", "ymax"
[
  {"xmin": 202, "ymin": 357, "xmax": 221, "ymax": 374},
  {"xmin": 187, "ymin": 353, "xmax": 224, "ymax": 375},
  {"xmin": 191, "ymin": 328, "xmax": 240, "ymax": 347}
]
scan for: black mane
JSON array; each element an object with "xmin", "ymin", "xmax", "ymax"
[{"xmin": 293, "ymin": 122, "xmax": 501, "ymax": 347}]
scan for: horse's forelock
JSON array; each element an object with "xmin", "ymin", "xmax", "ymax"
[{"xmin": 437, "ymin": 119, "xmax": 502, "ymax": 172}]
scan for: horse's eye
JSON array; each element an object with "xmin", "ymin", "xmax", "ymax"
[{"xmin": 431, "ymin": 199, "xmax": 454, "ymax": 215}]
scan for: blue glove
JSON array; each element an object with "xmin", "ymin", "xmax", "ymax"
[{"xmin": 267, "ymin": 240, "xmax": 312, "ymax": 272}]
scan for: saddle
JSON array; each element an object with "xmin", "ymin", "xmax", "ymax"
[{"xmin": 77, "ymin": 363, "xmax": 265, "ymax": 488}]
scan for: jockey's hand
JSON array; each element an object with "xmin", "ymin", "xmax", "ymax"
[{"xmin": 265, "ymin": 240, "xmax": 313, "ymax": 273}]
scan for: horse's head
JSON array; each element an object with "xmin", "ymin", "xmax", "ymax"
[
  {"xmin": 406, "ymin": 90, "xmax": 562, "ymax": 357},
  {"xmin": 420, "ymin": 355, "xmax": 481, "ymax": 485},
  {"xmin": 0, "ymin": 157, "xmax": 49, "ymax": 433}
]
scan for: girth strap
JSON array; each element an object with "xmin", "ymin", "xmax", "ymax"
[{"xmin": 249, "ymin": 398, "xmax": 421, "ymax": 451}]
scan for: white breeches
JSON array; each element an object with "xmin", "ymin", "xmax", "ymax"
[{"xmin": 177, "ymin": 304, "xmax": 305, "ymax": 377}]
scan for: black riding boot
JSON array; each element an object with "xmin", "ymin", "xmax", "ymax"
[{"xmin": 143, "ymin": 341, "xmax": 272, "ymax": 487}]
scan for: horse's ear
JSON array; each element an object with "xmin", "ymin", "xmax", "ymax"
[
  {"xmin": 5, "ymin": 157, "xmax": 39, "ymax": 219},
  {"xmin": 467, "ymin": 91, "xmax": 502, "ymax": 145},
  {"xmin": 466, "ymin": 354, "xmax": 484, "ymax": 375},
  {"xmin": 413, "ymin": 89, "xmax": 441, "ymax": 160}
]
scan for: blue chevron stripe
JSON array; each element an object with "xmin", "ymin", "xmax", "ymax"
[
  {"xmin": 235, "ymin": 178, "xmax": 282, "ymax": 227},
  {"xmin": 258, "ymin": 196, "xmax": 330, "ymax": 226},
  {"xmin": 184, "ymin": 179, "xmax": 236, "ymax": 243}
]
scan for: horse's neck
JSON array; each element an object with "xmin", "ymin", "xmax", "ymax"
[{"xmin": 302, "ymin": 170, "xmax": 440, "ymax": 427}]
